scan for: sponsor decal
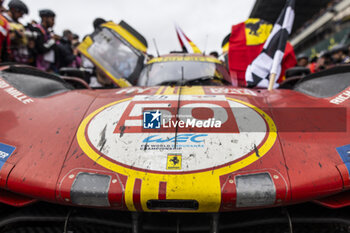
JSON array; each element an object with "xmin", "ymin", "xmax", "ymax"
[
  {"xmin": 140, "ymin": 134, "xmax": 207, "ymax": 150},
  {"xmin": 167, "ymin": 154, "xmax": 182, "ymax": 170},
  {"xmin": 143, "ymin": 134, "xmax": 207, "ymax": 143},
  {"xmin": 330, "ymin": 88, "xmax": 350, "ymax": 105},
  {"xmin": 209, "ymin": 88, "xmax": 257, "ymax": 96},
  {"xmin": 143, "ymin": 110, "xmax": 161, "ymax": 129},
  {"xmin": 143, "ymin": 110, "xmax": 222, "ymax": 130},
  {"xmin": 114, "ymin": 95, "xmax": 238, "ymax": 134},
  {"xmin": 0, "ymin": 151, "xmax": 9, "ymax": 159},
  {"xmin": 336, "ymin": 144, "xmax": 350, "ymax": 174},
  {"xmin": 148, "ymin": 56, "xmax": 221, "ymax": 64},
  {"xmin": 162, "ymin": 117, "xmax": 221, "ymax": 128},
  {"xmin": 0, "ymin": 79, "xmax": 34, "ymax": 104},
  {"xmin": 115, "ymin": 87, "xmax": 155, "ymax": 94},
  {"xmin": 0, "ymin": 142, "xmax": 16, "ymax": 170},
  {"xmin": 79, "ymin": 95, "xmax": 276, "ymax": 173}
]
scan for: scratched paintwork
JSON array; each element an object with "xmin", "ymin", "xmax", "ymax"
[{"xmin": 86, "ymin": 96, "xmax": 267, "ymax": 172}]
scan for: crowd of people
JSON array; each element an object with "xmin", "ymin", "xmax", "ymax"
[
  {"xmin": 0, "ymin": 0, "xmax": 347, "ymax": 89},
  {"xmin": 296, "ymin": 44, "xmax": 350, "ymax": 74},
  {"xmin": 0, "ymin": 0, "xmax": 81, "ymax": 73}
]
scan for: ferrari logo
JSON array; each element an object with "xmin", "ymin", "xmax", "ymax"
[
  {"xmin": 167, "ymin": 154, "xmax": 182, "ymax": 170},
  {"xmin": 245, "ymin": 18, "xmax": 272, "ymax": 46},
  {"xmin": 246, "ymin": 20, "xmax": 264, "ymax": 36}
]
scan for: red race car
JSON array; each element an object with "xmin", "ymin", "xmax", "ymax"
[{"xmin": 0, "ymin": 22, "xmax": 350, "ymax": 233}]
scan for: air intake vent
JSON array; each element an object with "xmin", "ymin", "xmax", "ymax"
[
  {"xmin": 71, "ymin": 173, "xmax": 111, "ymax": 207},
  {"xmin": 236, "ymin": 173, "xmax": 276, "ymax": 208},
  {"xmin": 147, "ymin": 200, "xmax": 199, "ymax": 210}
]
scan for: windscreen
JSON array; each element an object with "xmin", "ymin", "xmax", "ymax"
[
  {"xmin": 87, "ymin": 28, "xmax": 139, "ymax": 79},
  {"xmin": 138, "ymin": 60, "xmax": 229, "ymax": 86}
]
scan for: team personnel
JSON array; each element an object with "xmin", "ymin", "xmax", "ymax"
[
  {"xmin": 56, "ymin": 29, "xmax": 77, "ymax": 68},
  {"xmin": 32, "ymin": 9, "xmax": 57, "ymax": 71},
  {"xmin": 81, "ymin": 17, "xmax": 112, "ymax": 88},
  {"xmin": 3, "ymin": 0, "xmax": 28, "ymax": 24},
  {"xmin": 3, "ymin": 0, "xmax": 29, "ymax": 63},
  {"xmin": 329, "ymin": 44, "xmax": 350, "ymax": 64}
]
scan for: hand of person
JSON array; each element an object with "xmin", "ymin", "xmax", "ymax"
[
  {"xmin": 73, "ymin": 48, "xmax": 79, "ymax": 56},
  {"xmin": 53, "ymin": 34, "xmax": 61, "ymax": 41}
]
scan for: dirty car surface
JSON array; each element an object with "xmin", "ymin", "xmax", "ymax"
[{"xmin": 0, "ymin": 60, "xmax": 350, "ymax": 232}]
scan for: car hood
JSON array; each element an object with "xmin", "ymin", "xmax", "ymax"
[{"xmin": 1, "ymin": 85, "xmax": 349, "ymax": 212}]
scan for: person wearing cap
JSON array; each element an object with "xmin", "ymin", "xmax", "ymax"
[
  {"xmin": 55, "ymin": 29, "xmax": 80, "ymax": 68},
  {"xmin": 3, "ymin": 0, "xmax": 29, "ymax": 63},
  {"xmin": 32, "ymin": 9, "xmax": 57, "ymax": 72},
  {"xmin": 296, "ymin": 53, "xmax": 309, "ymax": 67},
  {"xmin": 329, "ymin": 44, "xmax": 350, "ymax": 64},
  {"xmin": 314, "ymin": 50, "xmax": 333, "ymax": 72},
  {"xmin": 3, "ymin": 0, "xmax": 28, "ymax": 23}
]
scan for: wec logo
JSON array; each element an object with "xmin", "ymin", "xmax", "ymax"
[{"xmin": 143, "ymin": 133, "xmax": 208, "ymax": 143}]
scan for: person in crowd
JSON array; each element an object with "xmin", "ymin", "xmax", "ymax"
[
  {"xmin": 72, "ymin": 33, "xmax": 79, "ymax": 46},
  {"xmin": 3, "ymin": 0, "xmax": 29, "ymax": 63},
  {"xmin": 307, "ymin": 55, "xmax": 318, "ymax": 73},
  {"xmin": 71, "ymin": 34, "xmax": 81, "ymax": 67},
  {"xmin": 55, "ymin": 29, "xmax": 76, "ymax": 68},
  {"xmin": 81, "ymin": 17, "xmax": 106, "ymax": 70},
  {"xmin": 315, "ymin": 50, "xmax": 333, "ymax": 71},
  {"xmin": 329, "ymin": 44, "xmax": 350, "ymax": 64},
  {"xmin": 3, "ymin": 0, "xmax": 28, "ymax": 23},
  {"xmin": 89, "ymin": 68, "xmax": 114, "ymax": 88},
  {"xmin": 296, "ymin": 53, "xmax": 309, "ymax": 67},
  {"xmin": 32, "ymin": 9, "xmax": 58, "ymax": 72},
  {"xmin": 80, "ymin": 17, "xmax": 116, "ymax": 88},
  {"xmin": 55, "ymin": 29, "xmax": 82, "ymax": 68},
  {"xmin": 0, "ymin": 1, "xmax": 10, "ymax": 62},
  {"xmin": 0, "ymin": 0, "xmax": 6, "ymax": 12},
  {"xmin": 60, "ymin": 30, "xmax": 73, "ymax": 51},
  {"xmin": 24, "ymin": 21, "xmax": 39, "ymax": 66},
  {"xmin": 93, "ymin": 18, "xmax": 106, "ymax": 31},
  {"xmin": 71, "ymin": 42, "xmax": 81, "ymax": 68},
  {"xmin": 209, "ymin": 51, "xmax": 219, "ymax": 58}
]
